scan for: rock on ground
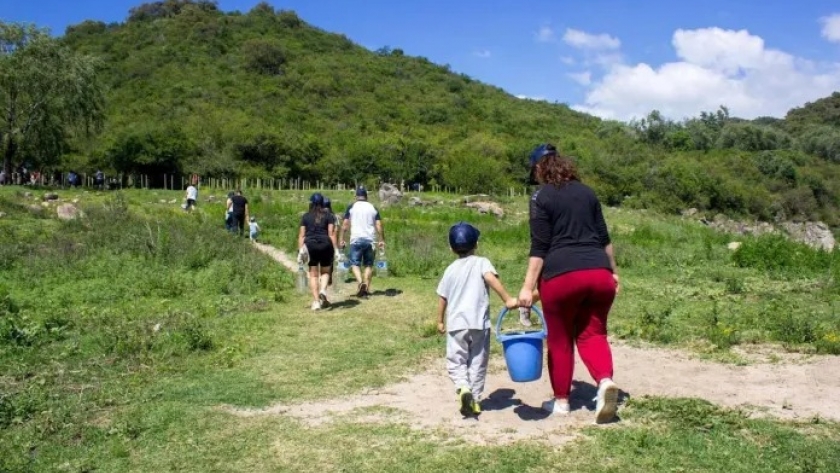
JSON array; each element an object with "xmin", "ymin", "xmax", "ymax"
[{"xmin": 56, "ymin": 203, "xmax": 83, "ymax": 221}]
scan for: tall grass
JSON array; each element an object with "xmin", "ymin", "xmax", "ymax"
[{"xmin": 0, "ymin": 192, "xmax": 291, "ymax": 470}]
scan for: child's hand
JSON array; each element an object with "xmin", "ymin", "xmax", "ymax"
[
  {"xmin": 437, "ymin": 322, "xmax": 445, "ymax": 334},
  {"xmin": 505, "ymin": 297, "xmax": 519, "ymax": 309}
]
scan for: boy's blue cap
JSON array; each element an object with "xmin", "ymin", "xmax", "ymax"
[
  {"xmin": 449, "ymin": 221, "xmax": 480, "ymax": 251},
  {"xmin": 323, "ymin": 196, "xmax": 332, "ymax": 209},
  {"xmin": 529, "ymin": 143, "xmax": 557, "ymax": 168},
  {"xmin": 310, "ymin": 192, "xmax": 324, "ymax": 205},
  {"xmin": 355, "ymin": 186, "xmax": 367, "ymax": 197}
]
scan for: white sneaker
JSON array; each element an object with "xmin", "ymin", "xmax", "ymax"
[
  {"xmin": 595, "ymin": 379, "xmax": 619, "ymax": 424},
  {"xmin": 541, "ymin": 399, "xmax": 570, "ymax": 415},
  {"xmin": 310, "ymin": 301, "xmax": 321, "ymax": 311}
]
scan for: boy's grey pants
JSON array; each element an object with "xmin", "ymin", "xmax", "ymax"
[{"xmin": 446, "ymin": 328, "xmax": 490, "ymax": 399}]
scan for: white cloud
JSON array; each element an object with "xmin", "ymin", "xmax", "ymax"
[
  {"xmin": 572, "ymin": 27, "xmax": 840, "ymax": 121},
  {"xmin": 474, "ymin": 49, "xmax": 491, "ymax": 58},
  {"xmin": 562, "ymin": 28, "xmax": 621, "ymax": 50},
  {"xmin": 567, "ymin": 71, "xmax": 592, "ymax": 85},
  {"xmin": 535, "ymin": 26, "xmax": 555, "ymax": 43},
  {"xmin": 821, "ymin": 13, "xmax": 840, "ymax": 42},
  {"xmin": 560, "ymin": 56, "xmax": 575, "ymax": 65}
]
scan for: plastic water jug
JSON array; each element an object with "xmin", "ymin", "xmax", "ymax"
[
  {"xmin": 296, "ymin": 264, "xmax": 308, "ymax": 293},
  {"xmin": 375, "ymin": 247, "xmax": 389, "ymax": 277},
  {"xmin": 335, "ymin": 253, "xmax": 349, "ymax": 294}
]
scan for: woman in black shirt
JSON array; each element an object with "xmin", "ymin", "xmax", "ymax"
[
  {"xmin": 298, "ymin": 193, "xmax": 337, "ymax": 310},
  {"xmin": 518, "ymin": 144, "xmax": 621, "ymax": 424}
]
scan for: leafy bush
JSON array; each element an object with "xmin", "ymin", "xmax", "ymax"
[{"xmin": 732, "ymin": 234, "xmax": 835, "ymax": 275}]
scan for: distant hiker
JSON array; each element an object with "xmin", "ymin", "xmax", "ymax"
[
  {"xmin": 518, "ymin": 143, "xmax": 621, "ymax": 424},
  {"xmin": 436, "ymin": 222, "xmax": 518, "ymax": 417},
  {"xmin": 224, "ymin": 191, "xmax": 234, "ymax": 231},
  {"xmin": 324, "ymin": 196, "xmax": 342, "ymax": 288},
  {"xmin": 340, "ymin": 186, "xmax": 385, "ymax": 298},
  {"xmin": 184, "ymin": 183, "xmax": 198, "ymax": 212},
  {"xmin": 94, "ymin": 170, "xmax": 105, "ymax": 190},
  {"xmin": 249, "ymin": 216, "xmax": 260, "ymax": 242},
  {"xmin": 229, "ymin": 189, "xmax": 249, "ymax": 237},
  {"xmin": 67, "ymin": 171, "xmax": 80, "ymax": 188},
  {"xmin": 298, "ymin": 193, "xmax": 337, "ymax": 310},
  {"xmin": 323, "ymin": 196, "xmax": 342, "ymax": 242},
  {"xmin": 0, "ymin": 170, "xmax": 6, "ymax": 186}
]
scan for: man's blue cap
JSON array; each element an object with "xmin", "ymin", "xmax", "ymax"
[
  {"xmin": 355, "ymin": 186, "xmax": 367, "ymax": 197},
  {"xmin": 448, "ymin": 221, "xmax": 480, "ymax": 252},
  {"xmin": 529, "ymin": 143, "xmax": 557, "ymax": 168}
]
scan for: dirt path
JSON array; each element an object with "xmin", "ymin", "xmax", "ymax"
[
  {"xmin": 239, "ymin": 243, "xmax": 840, "ymax": 445},
  {"xmin": 253, "ymin": 242, "xmax": 298, "ymax": 272}
]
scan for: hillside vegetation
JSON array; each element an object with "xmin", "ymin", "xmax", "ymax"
[{"xmin": 2, "ymin": 0, "xmax": 839, "ymax": 226}]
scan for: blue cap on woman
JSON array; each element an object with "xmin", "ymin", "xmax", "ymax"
[
  {"xmin": 529, "ymin": 143, "xmax": 558, "ymax": 168},
  {"xmin": 310, "ymin": 192, "xmax": 325, "ymax": 206}
]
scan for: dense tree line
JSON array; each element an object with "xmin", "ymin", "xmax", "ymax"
[{"xmin": 2, "ymin": 1, "xmax": 840, "ymax": 225}]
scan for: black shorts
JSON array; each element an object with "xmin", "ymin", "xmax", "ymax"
[{"xmin": 306, "ymin": 242, "xmax": 334, "ymax": 267}]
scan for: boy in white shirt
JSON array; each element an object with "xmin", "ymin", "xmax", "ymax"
[
  {"xmin": 436, "ymin": 222, "xmax": 518, "ymax": 417},
  {"xmin": 249, "ymin": 216, "xmax": 260, "ymax": 242}
]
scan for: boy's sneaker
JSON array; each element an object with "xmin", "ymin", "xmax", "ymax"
[
  {"xmin": 458, "ymin": 388, "xmax": 474, "ymax": 417},
  {"xmin": 319, "ymin": 292, "xmax": 330, "ymax": 308},
  {"xmin": 310, "ymin": 301, "xmax": 321, "ymax": 311},
  {"xmin": 357, "ymin": 283, "xmax": 368, "ymax": 298},
  {"xmin": 595, "ymin": 378, "xmax": 619, "ymax": 424},
  {"xmin": 541, "ymin": 399, "xmax": 570, "ymax": 416},
  {"xmin": 519, "ymin": 307, "xmax": 533, "ymax": 327},
  {"xmin": 471, "ymin": 399, "xmax": 482, "ymax": 415}
]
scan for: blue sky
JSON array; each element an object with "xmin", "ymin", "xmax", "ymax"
[{"xmin": 3, "ymin": 0, "xmax": 840, "ymax": 120}]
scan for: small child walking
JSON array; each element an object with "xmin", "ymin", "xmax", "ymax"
[
  {"xmin": 249, "ymin": 216, "xmax": 261, "ymax": 242},
  {"xmin": 436, "ymin": 222, "xmax": 518, "ymax": 417}
]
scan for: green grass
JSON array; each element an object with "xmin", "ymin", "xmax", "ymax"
[{"xmin": 1, "ymin": 186, "xmax": 838, "ymax": 472}]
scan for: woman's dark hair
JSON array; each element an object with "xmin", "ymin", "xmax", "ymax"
[
  {"xmin": 534, "ymin": 154, "xmax": 579, "ymax": 186},
  {"xmin": 310, "ymin": 202, "xmax": 326, "ymax": 225}
]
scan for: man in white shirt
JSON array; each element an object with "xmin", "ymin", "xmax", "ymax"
[
  {"xmin": 184, "ymin": 184, "xmax": 198, "ymax": 212},
  {"xmin": 340, "ymin": 187, "xmax": 385, "ymax": 298}
]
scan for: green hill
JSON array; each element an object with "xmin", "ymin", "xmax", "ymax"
[
  {"xmin": 61, "ymin": 1, "xmax": 599, "ymax": 188},
  {"xmin": 16, "ymin": 1, "xmax": 838, "ymax": 225}
]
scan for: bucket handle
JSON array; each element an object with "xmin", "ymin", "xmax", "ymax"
[{"xmin": 494, "ymin": 305, "xmax": 546, "ymax": 339}]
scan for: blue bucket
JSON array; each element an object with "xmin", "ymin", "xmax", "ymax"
[{"xmin": 494, "ymin": 306, "xmax": 547, "ymax": 382}]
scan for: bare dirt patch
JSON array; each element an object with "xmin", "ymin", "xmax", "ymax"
[{"xmin": 226, "ymin": 341, "xmax": 840, "ymax": 445}]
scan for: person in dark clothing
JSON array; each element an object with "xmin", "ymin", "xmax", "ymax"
[
  {"xmin": 229, "ymin": 190, "xmax": 249, "ymax": 236},
  {"xmin": 298, "ymin": 193, "xmax": 337, "ymax": 310},
  {"xmin": 517, "ymin": 143, "xmax": 621, "ymax": 424}
]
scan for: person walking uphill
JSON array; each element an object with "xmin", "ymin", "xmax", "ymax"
[
  {"xmin": 299, "ymin": 193, "xmax": 337, "ymax": 310},
  {"xmin": 340, "ymin": 187, "xmax": 385, "ymax": 298},
  {"xmin": 437, "ymin": 222, "xmax": 518, "ymax": 417},
  {"xmin": 518, "ymin": 143, "xmax": 621, "ymax": 424},
  {"xmin": 229, "ymin": 190, "xmax": 249, "ymax": 236}
]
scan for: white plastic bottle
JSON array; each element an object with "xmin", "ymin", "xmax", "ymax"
[{"xmin": 375, "ymin": 247, "xmax": 389, "ymax": 278}]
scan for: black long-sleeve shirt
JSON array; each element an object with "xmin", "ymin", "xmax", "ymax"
[{"xmin": 529, "ymin": 180, "xmax": 613, "ymax": 281}]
